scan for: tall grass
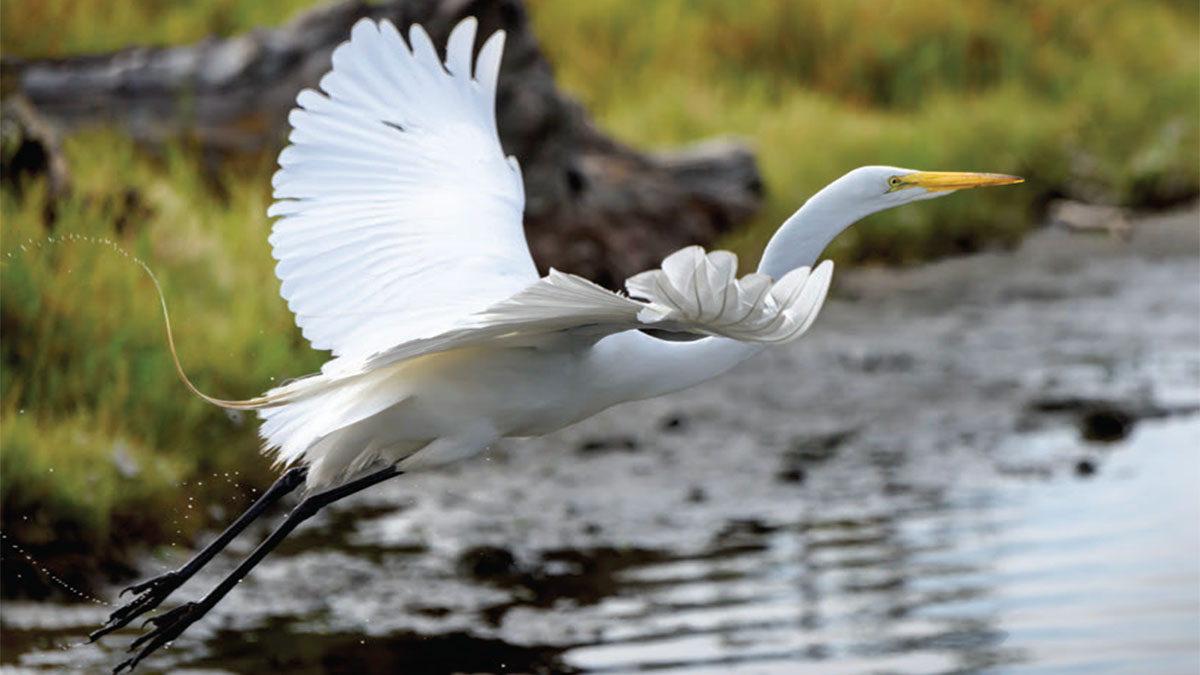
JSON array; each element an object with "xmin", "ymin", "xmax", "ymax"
[
  {"xmin": 1, "ymin": 0, "xmax": 1197, "ymax": 596},
  {"xmin": 526, "ymin": 0, "xmax": 1198, "ymax": 264},
  {"xmin": 0, "ymin": 0, "xmax": 321, "ymax": 56},
  {"xmin": 2, "ymin": 131, "xmax": 323, "ymax": 595}
]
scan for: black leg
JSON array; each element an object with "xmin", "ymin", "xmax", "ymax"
[
  {"xmin": 113, "ymin": 464, "xmax": 402, "ymax": 674},
  {"xmin": 91, "ymin": 466, "xmax": 309, "ymax": 642}
]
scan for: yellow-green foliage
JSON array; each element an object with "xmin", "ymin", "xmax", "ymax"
[
  {"xmin": 0, "ymin": 0, "xmax": 322, "ymax": 56},
  {"xmin": 527, "ymin": 0, "xmax": 1199, "ymax": 263},
  {"xmin": 2, "ymin": 132, "xmax": 324, "ymax": 594},
  {"xmin": 1, "ymin": 1, "xmax": 1197, "ymax": 595}
]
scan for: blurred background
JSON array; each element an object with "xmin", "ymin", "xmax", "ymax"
[{"xmin": 2, "ymin": 1, "xmax": 1197, "ymax": 673}]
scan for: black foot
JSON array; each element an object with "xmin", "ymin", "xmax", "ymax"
[
  {"xmin": 113, "ymin": 601, "xmax": 205, "ymax": 673},
  {"xmin": 90, "ymin": 571, "xmax": 183, "ymax": 642}
]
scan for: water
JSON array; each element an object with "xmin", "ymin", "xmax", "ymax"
[
  {"xmin": 3, "ymin": 210, "xmax": 1198, "ymax": 673},
  {"xmin": 4, "ymin": 416, "xmax": 1196, "ymax": 674},
  {"xmin": 545, "ymin": 419, "xmax": 1198, "ymax": 675}
]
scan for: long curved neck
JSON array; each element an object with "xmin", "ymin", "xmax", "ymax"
[
  {"xmin": 758, "ymin": 177, "xmax": 873, "ymax": 278},
  {"xmin": 589, "ymin": 179, "xmax": 865, "ymax": 405}
]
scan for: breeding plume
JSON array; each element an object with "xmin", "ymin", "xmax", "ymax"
[{"xmin": 92, "ymin": 16, "xmax": 1022, "ymax": 671}]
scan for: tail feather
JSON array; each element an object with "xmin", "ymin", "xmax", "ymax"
[
  {"xmin": 300, "ymin": 414, "xmax": 424, "ymax": 488},
  {"xmin": 257, "ymin": 364, "xmax": 412, "ymax": 471}
]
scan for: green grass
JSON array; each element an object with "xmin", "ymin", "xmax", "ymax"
[
  {"xmin": 0, "ymin": 0, "xmax": 323, "ymax": 57},
  {"xmin": 525, "ymin": 0, "xmax": 1199, "ymax": 265},
  {"xmin": 2, "ymin": 131, "xmax": 323, "ymax": 595},
  {"xmin": 1, "ymin": 0, "xmax": 1197, "ymax": 596}
]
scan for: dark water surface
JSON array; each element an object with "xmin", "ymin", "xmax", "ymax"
[{"xmin": 3, "ymin": 209, "xmax": 1198, "ymax": 674}]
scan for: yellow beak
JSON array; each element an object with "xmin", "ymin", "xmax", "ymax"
[{"xmin": 899, "ymin": 171, "xmax": 1024, "ymax": 193}]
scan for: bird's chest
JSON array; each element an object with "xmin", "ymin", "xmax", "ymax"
[
  {"xmin": 416, "ymin": 346, "xmax": 601, "ymax": 437},
  {"xmin": 496, "ymin": 353, "xmax": 605, "ymax": 436}
]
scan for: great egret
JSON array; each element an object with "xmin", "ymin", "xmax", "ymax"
[{"xmin": 90, "ymin": 16, "xmax": 1021, "ymax": 672}]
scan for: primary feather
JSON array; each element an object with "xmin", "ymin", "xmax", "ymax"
[{"xmin": 269, "ymin": 18, "xmax": 535, "ymax": 362}]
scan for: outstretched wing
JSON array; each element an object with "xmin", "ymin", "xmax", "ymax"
[
  {"xmin": 269, "ymin": 17, "xmax": 537, "ymax": 360},
  {"xmin": 354, "ymin": 247, "xmax": 834, "ymax": 373}
]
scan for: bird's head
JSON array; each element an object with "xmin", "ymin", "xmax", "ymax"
[
  {"xmin": 836, "ymin": 165, "xmax": 1024, "ymax": 211},
  {"xmin": 758, "ymin": 165, "xmax": 1023, "ymax": 278}
]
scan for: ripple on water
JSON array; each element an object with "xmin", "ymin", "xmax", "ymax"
[
  {"xmin": 5, "ymin": 416, "xmax": 1197, "ymax": 674},
  {"xmin": 552, "ymin": 416, "xmax": 1200, "ymax": 674}
]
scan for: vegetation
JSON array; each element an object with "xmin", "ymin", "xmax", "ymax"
[
  {"xmin": 1, "ymin": 0, "xmax": 1197, "ymax": 597},
  {"xmin": 526, "ymin": 0, "xmax": 1198, "ymax": 263},
  {"xmin": 2, "ymin": 132, "xmax": 317, "ymax": 595}
]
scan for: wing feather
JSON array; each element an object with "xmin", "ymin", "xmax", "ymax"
[
  {"xmin": 474, "ymin": 31, "xmax": 506, "ymax": 115},
  {"xmin": 346, "ymin": 248, "xmax": 834, "ymax": 376},
  {"xmin": 269, "ymin": 17, "xmax": 537, "ymax": 360},
  {"xmin": 444, "ymin": 19, "xmax": 474, "ymax": 78}
]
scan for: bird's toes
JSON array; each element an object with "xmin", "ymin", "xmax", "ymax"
[
  {"xmin": 128, "ymin": 602, "xmax": 197, "ymax": 652},
  {"xmin": 93, "ymin": 572, "xmax": 187, "ymax": 643}
]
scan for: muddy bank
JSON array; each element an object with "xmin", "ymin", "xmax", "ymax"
[{"xmin": 3, "ymin": 206, "xmax": 1198, "ymax": 673}]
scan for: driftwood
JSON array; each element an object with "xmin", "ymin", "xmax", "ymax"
[
  {"xmin": 0, "ymin": 95, "xmax": 71, "ymax": 200},
  {"xmin": 1046, "ymin": 199, "xmax": 1132, "ymax": 241},
  {"xmin": 5, "ymin": 0, "xmax": 763, "ymax": 286}
]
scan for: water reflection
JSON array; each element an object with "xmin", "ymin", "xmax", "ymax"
[
  {"xmin": 549, "ymin": 420, "xmax": 1197, "ymax": 674},
  {"xmin": 557, "ymin": 496, "xmax": 1013, "ymax": 672},
  {"xmin": 3, "ymin": 416, "xmax": 1196, "ymax": 674}
]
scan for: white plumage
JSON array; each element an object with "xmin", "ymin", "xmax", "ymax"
[
  {"xmin": 236, "ymin": 17, "xmax": 1021, "ymax": 488},
  {"xmin": 269, "ymin": 18, "xmax": 534, "ymax": 362}
]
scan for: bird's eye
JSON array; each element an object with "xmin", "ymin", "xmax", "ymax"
[{"xmin": 888, "ymin": 176, "xmax": 902, "ymax": 187}]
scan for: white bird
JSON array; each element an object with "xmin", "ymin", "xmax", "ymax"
[{"xmin": 92, "ymin": 16, "xmax": 1022, "ymax": 672}]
